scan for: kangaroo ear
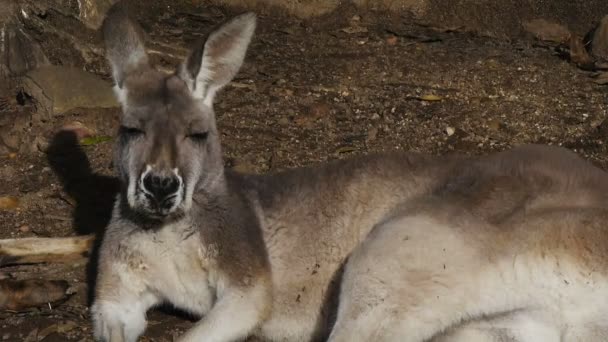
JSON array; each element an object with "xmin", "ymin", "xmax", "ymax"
[
  {"xmin": 102, "ymin": 4, "xmax": 149, "ymax": 102},
  {"xmin": 179, "ymin": 13, "xmax": 256, "ymax": 106}
]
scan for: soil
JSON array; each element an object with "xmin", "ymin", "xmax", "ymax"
[{"xmin": 1, "ymin": 2, "xmax": 607, "ymax": 341}]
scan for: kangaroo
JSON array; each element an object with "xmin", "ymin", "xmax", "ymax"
[{"xmin": 91, "ymin": 5, "xmax": 608, "ymax": 342}]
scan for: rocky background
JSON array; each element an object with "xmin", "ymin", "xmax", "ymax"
[{"xmin": 0, "ymin": 0, "xmax": 607, "ymax": 340}]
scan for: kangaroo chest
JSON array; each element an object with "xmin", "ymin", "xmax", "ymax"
[{"xmin": 121, "ymin": 222, "xmax": 218, "ymax": 317}]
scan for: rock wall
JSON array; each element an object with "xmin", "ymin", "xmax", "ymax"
[{"xmin": 211, "ymin": 0, "xmax": 606, "ymax": 38}]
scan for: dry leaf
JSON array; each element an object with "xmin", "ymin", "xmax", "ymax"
[
  {"xmin": 38, "ymin": 324, "xmax": 59, "ymax": 340},
  {"xmin": 22, "ymin": 328, "xmax": 38, "ymax": 342},
  {"xmin": 595, "ymin": 62, "xmax": 608, "ymax": 70},
  {"xmin": 569, "ymin": 35, "xmax": 595, "ymax": 70},
  {"xmin": 229, "ymin": 81, "xmax": 256, "ymax": 90},
  {"xmin": 57, "ymin": 321, "xmax": 78, "ymax": 333},
  {"xmin": 419, "ymin": 94, "xmax": 442, "ymax": 101},
  {"xmin": 232, "ymin": 160, "xmax": 256, "ymax": 174},
  {"xmin": 340, "ymin": 25, "xmax": 368, "ymax": 34},
  {"xmin": 0, "ymin": 196, "xmax": 19, "ymax": 210},
  {"xmin": 592, "ymin": 73, "xmax": 608, "ymax": 85},
  {"xmin": 336, "ymin": 146, "xmax": 357, "ymax": 154}
]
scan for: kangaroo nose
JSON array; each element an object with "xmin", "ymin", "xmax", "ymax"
[{"xmin": 142, "ymin": 173, "xmax": 180, "ymax": 201}]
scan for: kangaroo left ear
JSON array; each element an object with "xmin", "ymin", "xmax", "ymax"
[
  {"xmin": 178, "ymin": 13, "xmax": 257, "ymax": 106},
  {"xmin": 102, "ymin": 4, "xmax": 150, "ymax": 107}
]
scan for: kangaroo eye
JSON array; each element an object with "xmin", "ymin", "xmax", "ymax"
[
  {"xmin": 120, "ymin": 126, "xmax": 145, "ymax": 137},
  {"xmin": 187, "ymin": 132, "xmax": 209, "ymax": 141}
]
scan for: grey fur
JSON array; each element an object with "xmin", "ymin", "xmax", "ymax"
[{"xmin": 92, "ymin": 6, "xmax": 608, "ymax": 342}]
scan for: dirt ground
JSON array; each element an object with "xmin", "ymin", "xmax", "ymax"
[{"xmin": 0, "ymin": 2, "xmax": 607, "ymax": 341}]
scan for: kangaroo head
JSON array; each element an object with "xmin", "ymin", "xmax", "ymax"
[{"xmin": 102, "ymin": 6, "xmax": 256, "ymax": 219}]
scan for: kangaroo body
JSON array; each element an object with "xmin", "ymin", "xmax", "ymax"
[{"xmin": 91, "ymin": 5, "xmax": 608, "ymax": 342}]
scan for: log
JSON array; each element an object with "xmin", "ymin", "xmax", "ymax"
[
  {"xmin": 0, "ymin": 235, "xmax": 93, "ymax": 310},
  {"xmin": 0, "ymin": 235, "xmax": 95, "ymax": 267},
  {"xmin": 0, "ymin": 278, "xmax": 70, "ymax": 310}
]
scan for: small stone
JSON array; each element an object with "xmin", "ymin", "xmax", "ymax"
[
  {"xmin": 523, "ymin": 19, "xmax": 571, "ymax": 44},
  {"xmin": 308, "ymin": 102, "xmax": 331, "ymax": 119},
  {"xmin": 33, "ymin": 136, "xmax": 49, "ymax": 153},
  {"xmin": 366, "ymin": 127, "xmax": 379, "ymax": 142},
  {"xmin": 386, "ymin": 36, "xmax": 398, "ymax": 45},
  {"xmin": 371, "ymin": 113, "xmax": 381, "ymax": 121},
  {"xmin": 569, "ymin": 35, "xmax": 595, "ymax": 70},
  {"xmin": 18, "ymin": 225, "xmax": 29, "ymax": 232},
  {"xmin": 445, "ymin": 127, "xmax": 455, "ymax": 136},
  {"xmin": 0, "ymin": 112, "xmax": 30, "ymax": 151},
  {"xmin": 295, "ymin": 102, "xmax": 331, "ymax": 127},
  {"xmin": 60, "ymin": 121, "xmax": 96, "ymax": 140},
  {"xmin": 78, "ymin": 0, "xmax": 116, "ymax": 29}
]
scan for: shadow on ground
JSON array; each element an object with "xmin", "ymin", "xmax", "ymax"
[{"xmin": 46, "ymin": 130, "xmax": 120, "ymax": 304}]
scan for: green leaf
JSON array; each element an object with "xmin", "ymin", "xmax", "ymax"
[{"xmin": 80, "ymin": 136, "xmax": 112, "ymax": 146}]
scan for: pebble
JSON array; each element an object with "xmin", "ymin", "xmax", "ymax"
[
  {"xmin": 60, "ymin": 121, "xmax": 95, "ymax": 140},
  {"xmin": 308, "ymin": 103, "xmax": 330, "ymax": 119},
  {"xmin": 367, "ymin": 127, "xmax": 379, "ymax": 142},
  {"xmin": 446, "ymin": 127, "xmax": 456, "ymax": 136},
  {"xmin": 386, "ymin": 36, "xmax": 398, "ymax": 45}
]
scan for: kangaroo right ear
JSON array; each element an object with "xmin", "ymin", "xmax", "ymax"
[
  {"xmin": 179, "ymin": 13, "xmax": 256, "ymax": 106},
  {"xmin": 102, "ymin": 4, "xmax": 149, "ymax": 102}
]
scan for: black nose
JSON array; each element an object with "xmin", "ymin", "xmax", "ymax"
[{"xmin": 142, "ymin": 173, "xmax": 180, "ymax": 202}]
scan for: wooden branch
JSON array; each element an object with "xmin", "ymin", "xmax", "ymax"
[{"xmin": 0, "ymin": 235, "xmax": 95, "ymax": 267}]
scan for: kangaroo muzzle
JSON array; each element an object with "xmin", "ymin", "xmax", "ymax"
[{"xmin": 138, "ymin": 166, "xmax": 183, "ymax": 216}]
